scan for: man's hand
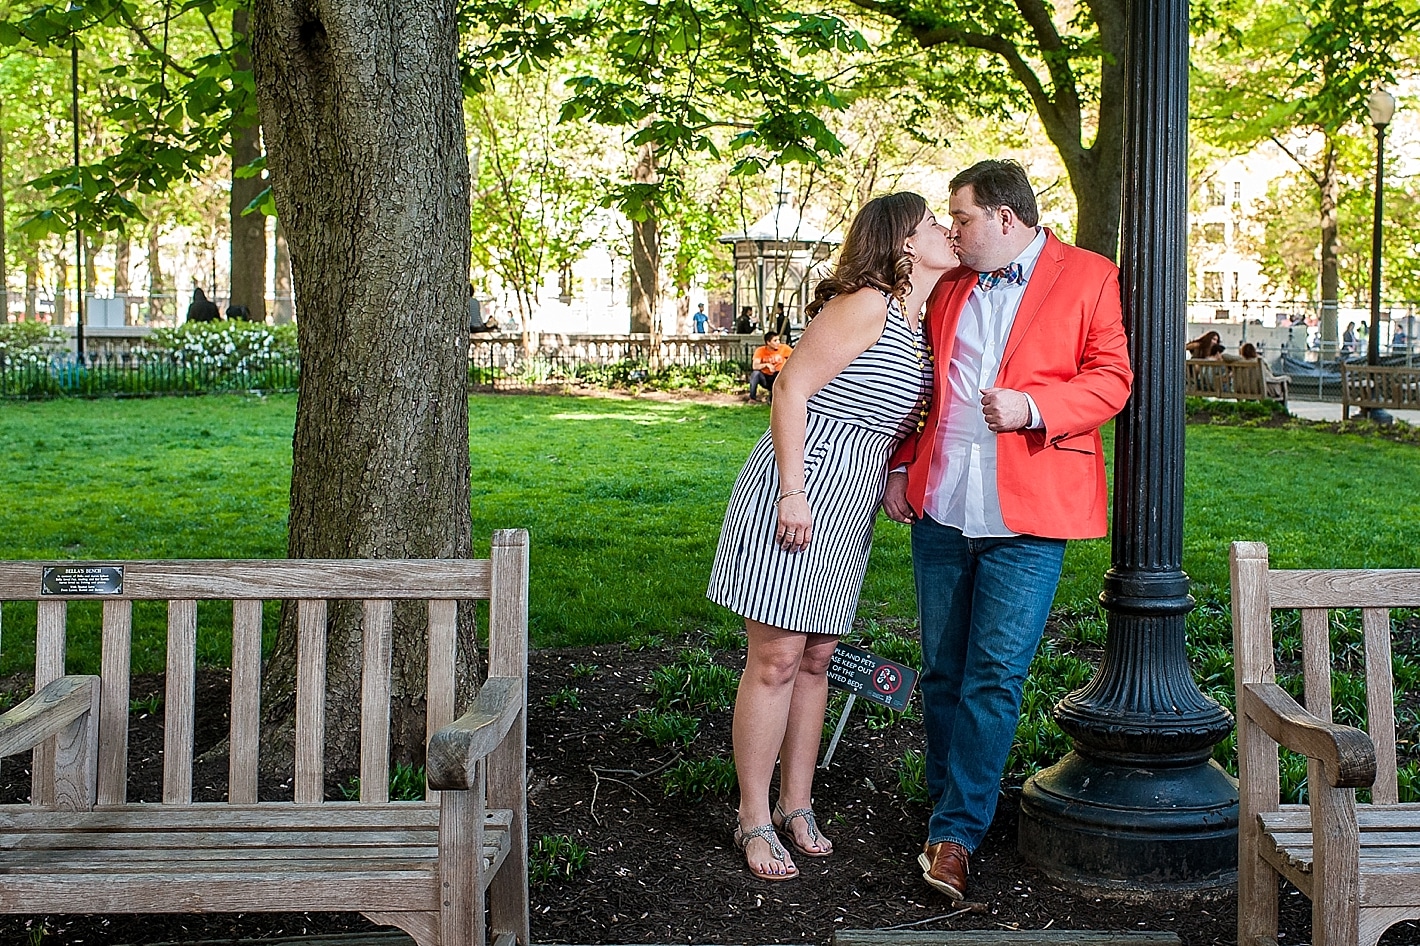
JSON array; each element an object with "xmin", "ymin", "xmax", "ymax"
[
  {"xmin": 980, "ymin": 387, "xmax": 1031, "ymax": 433},
  {"xmin": 882, "ymin": 471, "xmax": 915, "ymax": 523}
]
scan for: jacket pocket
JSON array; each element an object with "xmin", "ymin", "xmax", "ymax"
[{"xmin": 1049, "ymin": 431, "xmax": 1098, "ymax": 455}]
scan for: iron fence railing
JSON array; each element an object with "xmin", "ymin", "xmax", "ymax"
[{"xmin": 0, "ymin": 351, "xmax": 299, "ymax": 399}]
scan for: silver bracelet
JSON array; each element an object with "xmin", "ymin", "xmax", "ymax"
[{"xmin": 774, "ymin": 488, "xmax": 806, "ymax": 506}]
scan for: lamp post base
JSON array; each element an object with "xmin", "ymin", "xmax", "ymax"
[{"xmin": 1018, "ymin": 750, "xmax": 1238, "ymax": 893}]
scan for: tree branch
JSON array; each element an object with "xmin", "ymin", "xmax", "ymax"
[
  {"xmin": 116, "ymin": 6, "xmax": 195, "ymax": 79},
  {"xmin": 1269, "ymin": 134, "xmax": 1323, "ymax": 189}
]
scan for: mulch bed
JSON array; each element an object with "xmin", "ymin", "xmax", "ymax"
[{"xmin": 3, "ymin": 643, "xmax": 1419, "ymax": 946}]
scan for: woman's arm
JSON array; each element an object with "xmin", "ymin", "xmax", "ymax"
[{"xmin": 769, "ymin": 288, "xmax": 891, "ymax": 552}]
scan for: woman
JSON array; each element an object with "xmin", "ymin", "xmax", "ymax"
[
  {"xmin": 1185, "ymin": 330, "xmax": 1221, "ymax": 359},
  {"xmin": 1241, "ymin": 342, "xmax": 1291, "ymax": 400},
  {"xmin": 707, "ymin": 192, "xmax": 958, "ymax": 881}
]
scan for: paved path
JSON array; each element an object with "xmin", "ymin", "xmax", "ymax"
[{"xmin": 1288, "ymin": 399, "xmax": 1420, "ymax": 425}]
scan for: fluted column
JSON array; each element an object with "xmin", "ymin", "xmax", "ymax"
[{"xmin": 1016, "ymin": 0, "xmax": 1239, "ymax": 891}]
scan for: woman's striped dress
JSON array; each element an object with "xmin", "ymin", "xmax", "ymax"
[{"xmin": 707, "ymin": 295, "xmax": 931, "ymax": 635}]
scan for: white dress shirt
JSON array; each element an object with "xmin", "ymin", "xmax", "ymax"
[{"xmin": 923, "ymin": 228, "xmax": 1047, "ymax": 537}]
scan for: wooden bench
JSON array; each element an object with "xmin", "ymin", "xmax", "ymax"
[
  {"xmin": 1231, "ymin": 540, "xmax": 1420, "ymax": 946},
  {"xmin": 1339, "ymin": 363, "xmax": 1420, "ymax": 419},
  {"xmin": 0, "ymin": 529, "xmax": 530, "ymax": 946},
  {"xmin": 1184, "ymin": 358, "xmax": 1286, "ymax": 405}
]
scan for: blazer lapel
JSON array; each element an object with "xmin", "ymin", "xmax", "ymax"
[
  {"xmin": 1001, "ymin": 229, "xmax": 1064, "ymax": 366},
  {"xmin": 928, "ymin": 268, "xmax": 974, "ymax": 374}
]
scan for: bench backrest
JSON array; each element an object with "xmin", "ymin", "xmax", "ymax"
[
  {"xmin": 1185, "ymin": 358, "xmax": 1266, "ymax": 399},
  {"xmin": 0, "ymin": 529, "xmax": 528, "ymax": 809},
  {"xmin": 1231, "ymin": 540, "xmax": 1420, "ymax": 804},
  {"xmin": 1339, "ymin": 363, "xmax": 1420, "ymax": 411}
]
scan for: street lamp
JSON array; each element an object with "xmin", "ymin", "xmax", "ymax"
[{"xmin": 1367, "ymin": 89, "xmax": 1395, "ymax": 368}]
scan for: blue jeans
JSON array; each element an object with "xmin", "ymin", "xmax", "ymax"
[{"xmin": 912, "ymin": 517, "xmax": 1066, "ymax": 851}]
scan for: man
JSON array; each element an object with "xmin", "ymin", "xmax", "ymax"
[
  {"xmin": 748, "ymin": 331, "xmax": 792, "ymax": 402},
  {"xmin": 883, "ymin": 160, "xmax": 1132, "ymax": 901},
  {"xmin": 693, "ymin": 303, "xmax": 709, "ymax": 333},
  {"xmin": 769, "ymin": 303, "xmax": 794, "ymax": 344}
]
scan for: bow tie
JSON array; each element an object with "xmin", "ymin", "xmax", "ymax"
[{"xmin": 977, "ymin": 262, "xmax": 1025, "ymax": 291}]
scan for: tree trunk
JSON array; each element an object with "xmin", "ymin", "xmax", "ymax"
[
  {"xmin": 251, "ymin": 0, "xmax": 475, "ymax": 780},
  {"xmin": 147, "ymin": 226, "xmax": 166, "ymax": 323},
  {"xmin": 24, "ymin": 258, "xmax": 36, "ymax": 320},
  {"xmin": 83, "ymin": 234, "xmax": 100, "ymax": 293},
  {"xmin": 273, "ymin": 218, "xmax": 294, "ymax": 323},
  {"xmin": 114, "ymin": 236, "xmax": 132, "ymax": 324},
  {"xmin": 229, "ymin": 8, "xmax": 269, "ymax": 323},
  {"xmin": 628, "ymin": 142, "xmax": 659, "ymax": 336},
  {"xmin": 1318, "ymin": 140, "xmax": 1340, "ymax": 347},
  {"xmin": 54, "ymin": 253, "xmax": 67, "ymax": 325}
]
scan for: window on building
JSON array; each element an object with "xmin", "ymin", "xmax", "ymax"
[
  {"xmin": 1230, "ymin": 272, "xmax": 1239, "ymax": 303},
  {"xmin": 1203, "ymin": 271, "xmax": 1223, "ymax": 301},
  {"xmin": 1208, "ymin": 182, "xmax": 1225, "ymax": 207},
  {"xmin": 1232, "ymin": 181, "xmax": 1242, "ymax": 206},
  {"xmin": 1202, "ymin": 222, "xmax": 1226, "ymax": 244}
]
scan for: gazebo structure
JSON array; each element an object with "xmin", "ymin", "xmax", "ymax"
[{"xmin": 718, "ymin": 193, "xmax": 840, "ymax": 331}]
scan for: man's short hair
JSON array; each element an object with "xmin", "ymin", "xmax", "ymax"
[
  {"xmin": 950, "ymin": 160, "xmax": 1040, "ymax": 228},
  {"xmin": 764, "ymin": 331, "xmax": 779, "ymax": 344}
]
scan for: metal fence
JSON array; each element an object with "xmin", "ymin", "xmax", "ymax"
[{"xmin": 0, "ymin": 351, "xmax": 299, "ymax": 399}]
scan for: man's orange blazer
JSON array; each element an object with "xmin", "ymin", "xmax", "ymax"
[{"xmin": 890, "ymin": 229, "xmax": 1133, "ymax": 540}]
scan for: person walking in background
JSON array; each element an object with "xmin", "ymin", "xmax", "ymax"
[
  {"xmin": 747, "ymin": 332, "xmax": 792, "ymax": 402},
  {"xmin": 185, "ymin": 287, "xmax": 219, "ymax": 323},
  {"xmin": 709, "ymin": 192, "xmax": 957, "ymax": 882},
  {"xmin": 735, "ymin": 305, "xmax": 755, "ymax": 334},
  {"xmin": 693, "ymin": 303, "xmax": 710, "ymax": 333},
  {"xmin": 769, "ymin": 302, "xmax": 794, "ymax": 344},
  {"xmin": 882, "ymin": 160, "xmax": 1132, "ymax": 902}
]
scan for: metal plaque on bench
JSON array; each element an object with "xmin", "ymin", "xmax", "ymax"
[{"xmin": 40, "ymin": 565, "xmax": 124, "ymax": 596}]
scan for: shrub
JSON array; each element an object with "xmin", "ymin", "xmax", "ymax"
[
  {"xmin": 660, "ymin": 754, "xmax": 737, "ymax": 798},
  {"xmin": 529, "ymin": 834, "xmax": 590, "ymax": 885},
  {"xmin": 626, "ymin": 708, "xmax": 700, "ymax": 747}
]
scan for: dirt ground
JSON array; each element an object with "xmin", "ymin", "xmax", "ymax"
[{"xmin": 2, "ymin": 643, "xmax": 1419, "ymax": 946}]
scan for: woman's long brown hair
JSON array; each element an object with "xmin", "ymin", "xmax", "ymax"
[{"xmin": 805, "ymin": 192, "xmax": 926, "ymax": 321}]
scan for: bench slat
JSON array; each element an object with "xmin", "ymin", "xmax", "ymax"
[
  {"xmin": 0, "ymin": 559, "xmax": 492, "ymax": 601},
  {"xmin": 229, "ymin": 599, "xmax": 263, "ymax": 805},
  {"xmin": 0, "ymin": 872, "xmax": 441, "ymax": 914},
  {"xmin": 97, "ymin": 599, "xmax": 132, "ymax": 806},
  {"xmin": 164, "ymin": 600, "xmax": 197, "ymax": 805},
  {"xmin": 0, "ymin": 804, "xmax": 518, "ymax": 831},
  {"xmin": 1268, "ymin": 569, "xmax": 1420, "ymax": 610},
  {"xmin": 33, "ymin": 600, "xmax": 66, "ymax": 808},
  {"xmin": 426, "ymin": 599, "xmax": 457, "ymax": 803},
  {"xmin": 1363, "ymin": 607, "xmax": 1399, "ymax": 804},
  {"xmin": 295, "ymin": 599, "xmax": 327, "ymax": 804},
  {"xmin": 360, "ymin": 599, "xmax": 393, "ymax": 804}
]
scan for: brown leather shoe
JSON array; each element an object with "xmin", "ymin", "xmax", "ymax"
[{"xmin": 918, "ymin": 840, "xmax": 968, "ymax": 899}]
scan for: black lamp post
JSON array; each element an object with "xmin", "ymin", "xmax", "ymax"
[
  {"xmin": 1367, "ymin": 89, "xmax": 1395, "ymax": 368},
  {"xmin": 1017, "ymin": 0, "xmax": 1238, "ymax": 891}
]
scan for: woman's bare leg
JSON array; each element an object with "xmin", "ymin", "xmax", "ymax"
[
  {"xmin": 732, "ymin": 619, "xmax": 806, "ymax": 877},
  {"xmin": 774, "ymin": 632, "xmax": 837, "ymax": 854}
]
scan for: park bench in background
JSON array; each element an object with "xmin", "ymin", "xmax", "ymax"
[
  {"xmin": 1339, "ymin": 363, "xmax": 1420, "ymax": 420},
  {"xmin": 1184, "ymin": 358, "xmax": 1284, "ymax": 405},
  {"xmin": 0, "ymin": 529, "xmax": 530, "ymax": 946},
  {"xmin": 1231, "ymin": 541, "xmax": 1420, "ymax": 946}
]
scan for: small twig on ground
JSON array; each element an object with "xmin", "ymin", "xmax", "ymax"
[
  {"xmin": 879, "ymin": 904, "xmax": 982, "ymax": 930},
  {"xmin": 589, "ymin": 766, "xmax": 653, "ymax": 825},
  {"xmin": 592, "ymin": 752, "xmax": 682, "ymax": 780}
]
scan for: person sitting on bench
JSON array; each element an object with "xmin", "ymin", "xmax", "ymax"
[{"xmin": 749, "ymin": 331, "xmax": 792, "ymax": 402}]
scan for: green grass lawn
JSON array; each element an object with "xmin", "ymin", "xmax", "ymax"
[{"xmin": 1, "ymin": 393, "xmax": 1416, "ymax": 675}]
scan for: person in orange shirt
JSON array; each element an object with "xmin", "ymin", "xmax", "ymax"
[{"xmin": 748, "ymin": 332, "xmax": 792, "ymax": 402}]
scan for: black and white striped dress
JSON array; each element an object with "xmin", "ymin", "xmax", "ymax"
[{"xmin": 707, "ymin": 294, "xmax": 931, "ymax": 635}]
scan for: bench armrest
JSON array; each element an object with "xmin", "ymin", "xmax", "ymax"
[
  {"xmin": 0, "ymin": 676, "xmax": 100, "ymax": 759},
  {"xmin": 1241, "ymin": 681, "xmax": 1376, "ymax": 788},
  {"xmin": 425, "ymin": 676, "xmax": 522, "ymax": 791}
]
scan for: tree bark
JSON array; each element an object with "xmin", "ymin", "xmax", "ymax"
[
  {"xmin": 54, "ymin": 253, "xmax": 67, "ymax": 325},
  {"xmin": 0, "ymin": 97, "xmax": 7, "ymax": 319},
  {"xmin": 251, "ymin": 0, "xmax": 475, "ymax": 779},
  {"xmin": 273, "ymin": 218, "xmax": 294, "ymax": 323},
  {"xmin": 147, "ymin": 225, "xmax": 166, "ymax": 323},
  {"xmin": 229, "ymin": 8, "xmax": 269, "ymax": 322},
  {"xmin": 628, "ymin": 142, "xmax": 659, "ymax": 335},
  {"xmin": 24, "ymin": 258, "xmax": 36, "ymax": 320},
  {"xmin": 114, "ymin": 236, "xmax": 132, "ymax": 324},
  {"xmin": 1319, "ymin": 141, "xmax": 1339, "ymax": 347}
]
